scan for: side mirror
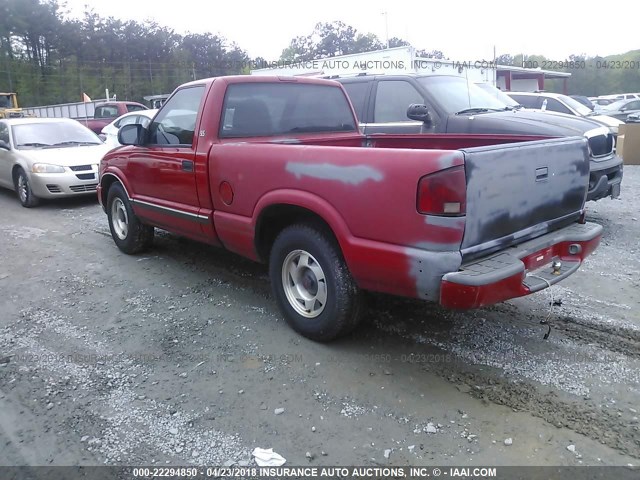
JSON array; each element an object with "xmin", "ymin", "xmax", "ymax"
[
  {"xmin": 0, "ymin": 140, "xmax": 10, "ymax": 150},
  {"xmin": 98, "ymin": 133, "xmax": 106, "ymax": 142},
  {"xmin": 407, "ymin": 104, "xmax": 432, "ymax": 124},
  {"xmin": 118, "ymin": 124, "xmax": 146, "ymax": 146}
]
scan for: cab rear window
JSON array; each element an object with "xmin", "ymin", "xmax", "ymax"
[{"xmin": 220, "ymin": 83, "xmax": 356, "ymax": 138}]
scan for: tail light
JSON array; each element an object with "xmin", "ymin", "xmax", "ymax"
[{"xmin": 417, "ymin": 166, "xmax": 466, "ymax": 216}]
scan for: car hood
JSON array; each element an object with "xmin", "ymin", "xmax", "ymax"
[
  {"xmin": 586, "ymin": 114, "xmax": 624, "ymax": 128},
  {"xmin": 18, "ymin": 144, "xmax": 112, "ymax": 166},
  {"xmin": 446, "ymin": 109, "xmax": 605, "ymax": 136}
]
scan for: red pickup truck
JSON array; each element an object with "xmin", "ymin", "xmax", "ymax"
[
  {"xmin": 98, "ymin": 76, "xmax": 602, "ymax": 341},
  {"xmin": 85, "ymin": 101, "xmax": 147, "ymax": 134}
]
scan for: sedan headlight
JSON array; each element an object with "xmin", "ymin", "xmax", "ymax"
[{"xmin": 32, "ymin": 163, "xmax": 65, "ymax": 173}]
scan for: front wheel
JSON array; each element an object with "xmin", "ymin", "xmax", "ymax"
[
  {"xmin": 106, "ymin": 183, "xmax": 154, "ymax": 254},
  {"xmin": 269, "ymin": 224, "xmax": 363, "ymax": 341},
  {"xmin": 14, "ymin": 169, "xmax": 40, "ymax": 208}
]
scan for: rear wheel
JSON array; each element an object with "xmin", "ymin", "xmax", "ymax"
[
  {"xmin": 106, "ymin": 183, "xmax": 154, "ymax": 254},
  {"xmin": 14, "ymin": 168, "xmax": 39, "ymax": 208},
  {"xmin": 269, "ymin": 223, "xmax": 363, "ymax": 341}
]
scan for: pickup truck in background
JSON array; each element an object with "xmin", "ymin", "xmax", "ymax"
[
  {"xmin": 337, "ymin": 74, "xmax": 623, "ymax": 202},
  {"xmin": 22, "ymin": 100, "xmax": 147, "ymax": 134},
  {"xmin": 98, "ymin": 76, "xmax": 602, "ymax": 341},
  {"xmin": 82, "ymin": 102, "xmax": 148, "ymax": 134}
]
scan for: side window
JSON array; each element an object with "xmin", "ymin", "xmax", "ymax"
[
  {"xmin": 148, "ymin": 86, "xmax": 205, "ymax": 146},
  {"xmin": 374, "ymin": 81, "xmax": 425, "ymax": 123},
  {"xmin": 0, "ymin": 123, "xmax": 10, "ymax": 144},
  {"xmin": 543, "ymin": 98, "xmax": 572, "ymax": 114},
  {"xmin": 624, "ymin": 101, "xmax": 640, "ymax": 110},
  {"xmin": 95, "ymin": 106, "xmax": 118, "ymax": 118},
  {"xmin": 220, "ymin": 83, "xmax": 356, "ymax": 138},
  {"xmin": 127, "ymin": 104, "xmax": 146, "ymax": 112},
  {"xmin": 510, "ymin": 95, "xmax": 542, "ymax": 109},
  {"xmin": 119, "ymin": 115, "xmax": 140, "ymax": 128},
  {"xmin": 341, "ymin": 82, "xmax": 369, "ymax": 120}
]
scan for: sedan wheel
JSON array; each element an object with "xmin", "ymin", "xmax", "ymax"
[{"xmin": 14, "ymin": 169, "xmax": 40, "ymax": 208}]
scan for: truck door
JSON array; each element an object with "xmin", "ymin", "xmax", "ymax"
[{"xmin": 126, "ymin": 85, "xmax": 206, "ymax": 238}]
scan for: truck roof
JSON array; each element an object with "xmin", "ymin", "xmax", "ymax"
[{"xmin": 178, "ymin": 75, "xmax": 347, "ymax": 89}]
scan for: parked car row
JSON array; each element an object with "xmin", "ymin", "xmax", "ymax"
[
  {"xmin": 506, "ymin": 91, "xmax": 623, "ymax": 135},
  {"xmin": 1, "ymin": 75, "xmax": 626, "ymax": 209}
]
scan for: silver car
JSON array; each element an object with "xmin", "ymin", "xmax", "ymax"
[
  {"xmin": 0, "ymin": 118, "xmax": 112, "ymax": 207},
  {"xmin": 600, "ymin": 99, "xmax": 640, "ymax": 122}
]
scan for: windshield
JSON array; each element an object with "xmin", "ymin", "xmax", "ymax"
[
  {"xmin": 13, "ymin": 121, "xmax": 101, "ymax": 149},
  {"xmin": 475, "ymin": 83, "xmax": 520, "ymax": 106},
  {"xmin": 558, "ymin": 95, "xmax": 592, "ymax": 116},
  {"xmin": 417, "ymin": 76, "xmax": 509, "ymax": 114},
  {"xmin": 602, "ymin": 99, "xmax": 628, "ymax": 111}
]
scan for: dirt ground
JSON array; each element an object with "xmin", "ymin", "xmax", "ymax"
[{"xmin": 0, "ymin": 167, "xmax": 639, "ymax": 469}]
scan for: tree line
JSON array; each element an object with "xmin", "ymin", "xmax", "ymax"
[{"xmin": 0, "ymin": 0, "xmax": 638, "ymax": 108}]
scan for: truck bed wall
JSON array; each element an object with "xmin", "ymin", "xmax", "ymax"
[{"xmin": 285, "ymin": 133, "xmax": 554, "ymax": 150}]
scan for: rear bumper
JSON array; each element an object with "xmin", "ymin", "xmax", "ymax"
[{"xmin": 439, "ymin": 222, "xmax": 602, "ymax": 309}]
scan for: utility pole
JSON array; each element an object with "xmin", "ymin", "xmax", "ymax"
[{"xmin": 382, "ymin": 12, "xmax": 389, "ymax": 49}]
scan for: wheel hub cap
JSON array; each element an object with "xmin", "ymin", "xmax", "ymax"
[
  {"xmin": 111, "ymin": 198, "xmax": 129, "ymax": 240},
  {"xmin": 282, "ymin": 250, "xmax": 327, "ymax": 318}
]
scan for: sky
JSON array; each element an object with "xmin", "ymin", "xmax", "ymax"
[{"xmin": 62, "ymin": 0, "xmax": 640, "ymax": 61}]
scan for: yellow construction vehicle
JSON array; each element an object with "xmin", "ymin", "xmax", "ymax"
[{"xmin": 0, "ymin": 92, "xmax": 26, "ymax": 118}]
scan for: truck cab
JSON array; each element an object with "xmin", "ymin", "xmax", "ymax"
[{"xmin": 0, "ymin": 93, "xmax": 25, "ymax": 119}]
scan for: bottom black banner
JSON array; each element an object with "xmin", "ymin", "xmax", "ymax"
[{"xmin": 0, "ymin": 465, "xmax": 637, "ymax": 480}]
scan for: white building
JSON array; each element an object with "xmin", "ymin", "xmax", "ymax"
[
  {"xmin": 251, "ymin": 46, "xmax": 496, "ymax": 83},
  {"xmin": 251, "ymin": 46, "xmax": 571, "ymax": 93}
]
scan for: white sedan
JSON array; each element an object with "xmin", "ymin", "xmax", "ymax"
[
  {"xmin": 100, "ymin": 109, "xmax": 158, "ymax": 147},
  {"xmin": 0, "ymin": 118, "xmax": 112, "ymax": 207}
]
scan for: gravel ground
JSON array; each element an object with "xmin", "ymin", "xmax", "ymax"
[{"xmin": 0, "ymin": 167, "xmax": 639, "ymax": 468}]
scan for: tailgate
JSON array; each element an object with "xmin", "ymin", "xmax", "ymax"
[{"xmin": 461, "ymin": 136, "xmax": 590, "ymax": 260}]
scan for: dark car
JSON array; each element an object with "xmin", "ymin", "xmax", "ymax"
[
  {"xmin": 337, "ymin": 74, "xmax": 622, "ymax": 201},
  {"xmin": 570, "ymin": 95, "xmax": 595, "ymax": 111}
]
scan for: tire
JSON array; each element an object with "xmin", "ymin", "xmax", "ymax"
[
  {"xmin": 14, "ymin": 168, "xmax": 40, "ymax": 208},
  {"xmin": 269, "ymin": 223, "xmax": 363, "ymax": 341},
  {"xmin": 106, "ymin": 182, "xmax": 154, "ymax": 254}
]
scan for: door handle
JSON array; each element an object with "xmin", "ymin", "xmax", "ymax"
[
  {"xmin": 535, "ymin": 167, "xmax": 548, "ymax": 182},
  {"xmin": 181, "ymin": 160, "xmax": 194, "ymax": 172}
]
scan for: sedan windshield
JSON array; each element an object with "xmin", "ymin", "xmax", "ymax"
[
  {"xmin": 417, "ymin": 76, "xmax": 509, "ymax": 114},
  {"xmin": 13, "ymin": 121, "xmax": 101, "ymax": 149},
  {"xmin": 475, "ymin": 83, "xmax": 520, "ymax": 107},
  {"xmin": 601, "ymin": 100, "xmax": 628, "ymax": 111},
  {"xmin": 558, "ymin": 95, "xmax": 593, "ymax": 116}
]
